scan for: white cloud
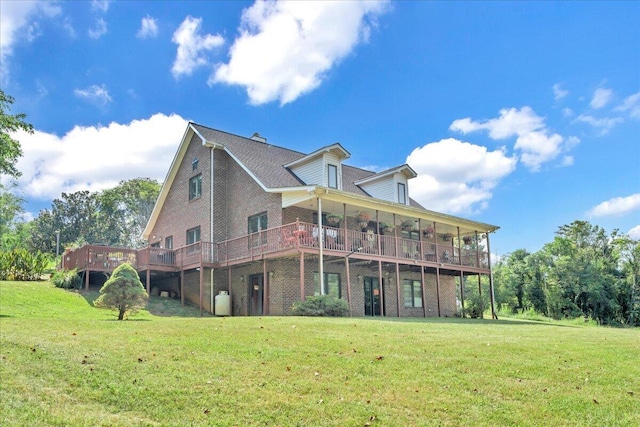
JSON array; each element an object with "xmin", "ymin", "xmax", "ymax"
[
  {"xmin": 553, "ymin": 83, "xmax": 568, "ymax": 101},
  {"xmin": 137, "ymin": 15, "xmax": 158, "ymax": 39},
  {"xmin": 73, "ymin": 84, "xmax": 112, "ymax": 106},
  {"xmin": 628, "ymin": 225, "xmax": 640, "ymax": 240},
  {"xmin": 11, "ymin": 113, "xmax": 188, "ymax": 201},
  {"xmin": 560, "ymin": 156, "xmax": 574, "ymax": 167},
  {"xmin": 171, "ymin": 16, "xmax": 224, "ymax": 78},
  {"xmin": 212, "ymin": 0, "xmax": 389, "ymax": 105},
  {"xmin": 562, "ymin": 107, "xmax": 574, "ymax": 117},
  {"xmin": 615, "ymin": 92, "xmax": 640, "ymax": 119},
  {"xmin": 575, "ymin": 114, "xmax": 623, "ymax": 136},
  {"xmin": 450, "ymin": 106, "xmax": 569, "ymax": 172},
  {"xmin": 590, "ymin": 87, "xmax": 613, "ymax": 109},
  {"xmin": 88, "ymin": 17, "xmax": 108, "ymax": 39},
  {"xmin": 0, "ymin": 0, "xmax": 61, "ymax": 83},
  {"xmin": 91, "ymin": 0, "xmax": 110, "ymax": 13},
  {"xmin": 587, "ymin": 193, "xmax": 640, "ymax": 218},
  {"xmin": 406, "ymin": 138, "xmax": 517, "ymax": 214}
]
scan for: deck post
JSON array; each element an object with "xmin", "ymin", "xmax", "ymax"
[
  {"xmin": 478, "ymin": 273, "xmax": 483, "ymax": 319},
  {"xmin": 263, "ymin": 259, "xmax": 269, "ymax": 315},
  {"xmin": 395, "ymin": 262, "xmax": 401, "ymax": 317},
  {"xmin": 420, "ymin": 264, "xmax": 426, "ymax": 318},
  {"xmin": 345, "ymin": 256, "xmax": 352, "ymax": 316},
  {"xmin": 199, "ymin": 265, "xmax": 204, "ymax": 317},
  {"xmin": 485, "ymin": 232, "xmax": 498, "ymax": 319},
  {"xmin": 146, "ymin": 269, "xmax": 150, "ymax": 294},
  {"xmin": 378, "ymin": 260, "xmax": 384, "ymax": 316},
  {"xmin": 299, "ymin": 252, "xmax": 305, "ymax": 301},
  {"xmin": 435, "ymin": 266, "xmax": 441, "ymax": 317},
  {"xmin": 459, "ymin": 271, "xmax": 465, "ymax": 318}
]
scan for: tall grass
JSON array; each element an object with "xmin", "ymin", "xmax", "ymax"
[{"xmin": 1, "ymin": 281, "xmax": 639, "ymax": 426}]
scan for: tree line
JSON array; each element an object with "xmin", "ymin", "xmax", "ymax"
[{"xmin": 485, "ymin": 220, "xmax": 639, "ymax": 326}]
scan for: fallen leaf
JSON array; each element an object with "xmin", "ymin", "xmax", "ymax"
[
  {"xmin": 375, "ymin": 356, "xmax": 384, "ymax": 361},
  {"xmin": 369, "ymin": 415, "xmax": 377, "ymax": 421},
  {"xmin": 203, "ymin": 409, "xmax": 210, "ymax": 414},
  {"xmin": 627, "ymin": 391, "xmax": 634, "ymax": 396},
  {"xmin": 72, "ymin": 333, "xmax": 77, "ymax": 336},
  {"xmin": 138, "ymin": 358, "xmax": 144, "ymax": 362},
  {"xmin": 593, "ymin": 399, "xmax": 599, "ymax": 404},
  {"xmin": 542, "ymin": 388, "xmax": 548, "ymax": 392},
  {"xmin": 286, "ymin": 366, "xmax": 291, "ymax": 371}
]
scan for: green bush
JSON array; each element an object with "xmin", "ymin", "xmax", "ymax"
[
  {"xmin": 291, "ymin": 295, "xmax": 349, "ymax": 317},
  {"xmin": 50, "ymin": 268, "xmax": 82, "ymax": 289},
  {"xmin": 0, "ymin": 249, "xmax": 50, "ymax": 281}
]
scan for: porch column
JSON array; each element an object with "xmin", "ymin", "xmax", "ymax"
[
  {"xmin": 85, "ymin": 247, "xmax": 90, "ymax": 290},
  {"xmin": 345, "ymin": 257, "xmax": 352, "ymax": 316},
  {"xmin": 318, "ymin": 197, "xmax": 324, "ymax": 295},
  {"xmin": 146, "ymin": 269, "xmax": 150, "ymax": 294},
  {"xmin": 180, "ymin": 268, "xmax": 185, "ymax": 306},
  {"xmin": 459, "ymin": 271, "xmax": 465, "ymax": 318},
  {"xmin": 378, "ymin": 260, "xmax": 385, "ymax": 316},
  {"xmin": 486, "ymin": 232, "xmax": 498, "ymax": 319},
  {"xmin": 420, "ymin": 264, "xmax": 426, "ymax": 318},
  {"xmin": 299, "ymin": 252, "xmax": 305, "ymax": 301},
  {"xmin": 262, "ymin": 258, "xmax": 270, "ymax": 316},
  {"xmin": 199, "ymin": 265, "xmax": 204, "ymax": 317},
  {"xmin": 435, "ymin": 266, "xmax": 441, "ymax": 317},
  {"xmin": 227, "ymin": 267, "xmax": 232, "ymax": 301},
  {"xmin": 478, "ymin": 273, "xmax": 484, "ymax": 319},
  {"xmin": 395, "ymin": 262, "xmax": 401, "ymax": 317}
]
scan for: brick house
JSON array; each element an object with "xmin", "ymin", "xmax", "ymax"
[{"xmin": 64, "ymin": 122, "xmax": 499, "ymax": 318}]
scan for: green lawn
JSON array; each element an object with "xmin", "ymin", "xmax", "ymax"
[{"xmin": 1, "ymin": 281, "xmax": 639, "ymax": 426}]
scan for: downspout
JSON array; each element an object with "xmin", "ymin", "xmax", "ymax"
[
  {"xmin": 318, "ymin": 196, "xmax": 324, "ymax": 295},
  {"xmin": 214, "ymin": 147, "xmax": 219, "ymax": 247}
]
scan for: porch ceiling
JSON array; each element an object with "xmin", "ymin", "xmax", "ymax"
[{"xmin": 280, "ymin": 186, "xmax": 499, "ymax": 235}]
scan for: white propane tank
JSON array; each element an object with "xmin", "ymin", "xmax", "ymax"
[{"xmin": 215, "ymin": 291, "xmax": 231, "ymax": 316}]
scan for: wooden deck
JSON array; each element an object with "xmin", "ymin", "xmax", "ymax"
[{"xmin": 62, "ymin": 221, "xmax": 491, "ymax": 285}]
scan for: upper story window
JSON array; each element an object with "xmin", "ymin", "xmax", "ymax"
[
  {"xmin": 186, "ymin": 226, "xmax": 201, "ymax": 245},
  {"xmin": 189, "ymin": 174, "xmax": 202, "ymax": 201},
  {"xmin": 398, "ymin": 182, "xmax": 407, "ymax": 205},
  {"xmin": 248, "ymin": 212, "xmax": 268, "ymax": 234},
  {"xmin": 165, "ymin": 236, "xmax": 173, "ymax": 249},
  {"xmin": 328, "ymin": 164, "xmax": 338, "ymax": 189}
]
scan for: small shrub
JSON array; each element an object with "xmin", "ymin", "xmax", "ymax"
[
  {"xmin": 51, "ymin": 268, "xmax": 82, "ymax": 289},
  {"xmin": 291, "ymin": 295, "xmax": 349, "ymax": 317},
  {"xmin": 94, "ymin": 263, "xmax": 148, "ymax": 320}
]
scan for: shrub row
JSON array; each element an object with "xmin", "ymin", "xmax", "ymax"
[{"xmin": 0, "ymin": 249, "xmax": 50, "ymax": 281}]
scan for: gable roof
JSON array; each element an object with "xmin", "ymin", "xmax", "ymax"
[{"xmin": 354, "ymin": 164, "xmax": 417, "ymax": 186}]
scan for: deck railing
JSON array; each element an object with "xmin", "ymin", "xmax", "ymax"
[{"xmin": 62, "ymin": 222, "xmax": 490, "ymax": 272}]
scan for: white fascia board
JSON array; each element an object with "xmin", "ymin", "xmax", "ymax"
[
  {"xmin": 284, "ymin": 143, "xmax": 350, "ymax": 169},
  {"xmin": 354, "ymin": 164, "xmax": 417, "ymax": 186}
]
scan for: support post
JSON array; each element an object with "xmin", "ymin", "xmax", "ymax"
[
  {"xmin": 478, "ymin": 273, "xmax": 483, "ymax": 319},
  {"xmin": 263, "ymin": 259, "xmax": 269, "ymax": 315},
  {"xmin": 459, "ymin": 271, "xmax": 465, "ymax": 318},
  {"xmin": 378, "ymin": 260, "xmax": 384, "ymax": 316},
  {"xmin": 345, "ymin": 257, "xmax": 352, "ymax": 316},
  {"xmin": 146, "ymin": 269, "xmax": 150, "ymax": 294},
  {"xmin": 299, "ymin": 252, "xmax": 305, "ymax": 301},
  {"xmin": 395, "ymin": 262, "xmax": 401, "ymax": 317},
  {"xmin": 435, "ymin": 267, "xmax": 441, "ymax": 317},
  {"xmin": 485, "ymin": 232, "xmax": 498, "ymax": 319},
  {"xmin": 420, "ymin": 264, "xmax": 426, "ymax": 318},
  {"xmin": 318, "ymin": 197, "xmax": 324, "ymax": 295}
]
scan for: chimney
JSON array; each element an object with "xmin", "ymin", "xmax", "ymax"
[{"xmin": 250, "ymin": 132, "xmax": 266, "ymax": 143}]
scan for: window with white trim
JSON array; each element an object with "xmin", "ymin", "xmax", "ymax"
[
  {"xmin": 328, "ymin": 164, "xmax": 338, "ymax": 189},
  {"xmin": 189, "ymin": 174, "xmax": 202, "ymax": 201},
  {"xmin": 398, "ymin": 182, "xmax": 407, "ymax": 205}
]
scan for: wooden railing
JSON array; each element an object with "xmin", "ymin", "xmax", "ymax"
[{"xmin": 61, "ymin": 222, "xmax": 490, "ymax": 272}]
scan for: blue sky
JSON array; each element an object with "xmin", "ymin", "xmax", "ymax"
[{"xmin": 1, "ymin": 0, "xmax": 639, "ymax": 257}]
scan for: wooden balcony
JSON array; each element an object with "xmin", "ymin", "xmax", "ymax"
[{"xmin": 63, "ymin": 221, "xmax": 490, "ymax": 276}]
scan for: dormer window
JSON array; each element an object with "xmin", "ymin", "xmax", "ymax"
[
  {"xmin": 398, "ymin": 182, "xmax": 407, "ymax": 205},
  {"xmin": 328, "ymin": 164, "xmax": 338, "ymax": 189}
]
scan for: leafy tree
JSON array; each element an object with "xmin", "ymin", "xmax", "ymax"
[
  {"xmin": 0, "ymin": 182, "xmax": 26, "ymax": 250},
  {"xmin": 97, "ymin": 178, "xmax": 160, "ymax": 248},
  {"xmin": 0, "ymin": 90, "xmax": 33, "ymax": 179},
  {"xmin": 94, "ymin": 263, "xmax": 148, "ymax": 320}
]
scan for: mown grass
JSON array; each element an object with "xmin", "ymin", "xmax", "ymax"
[{"xmin": 1, "ymin": 281, "xmax": 639, "ymax": 426}]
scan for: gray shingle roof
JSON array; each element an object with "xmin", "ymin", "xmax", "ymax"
[{"xmin": 191, "ymin": 122, "xmax": 378, "ymax": 197}]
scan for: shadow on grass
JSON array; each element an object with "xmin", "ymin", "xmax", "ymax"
[
  {"xmin": 364, "ymin": 316, "xmax": 580, "ymax": 328},
  {"xmin": 74, "ymin": 289, "xmax": 208, "ymax": 318}
]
